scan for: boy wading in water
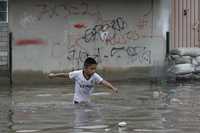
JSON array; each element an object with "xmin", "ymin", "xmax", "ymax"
[{"xmin": 48, "ymin": 57, "xmax": 118, "ymax": 104}]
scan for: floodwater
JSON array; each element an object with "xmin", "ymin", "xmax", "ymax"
[{"xmin": 1, "ymin": 81, "xmax": 200, "ymax": 133}]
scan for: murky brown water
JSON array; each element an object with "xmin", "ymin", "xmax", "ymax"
[
  {"xmin": 0, "ymin": 87, "xmax": 12, "ymax": 133},
  {"xmin": 1, "ymin": 81, "xmax": 200, "ymax": 133}
]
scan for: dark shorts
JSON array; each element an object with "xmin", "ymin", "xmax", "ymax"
[{"xmin": 74, "ymin": 101, "xmax": 79, "ymax": 104}]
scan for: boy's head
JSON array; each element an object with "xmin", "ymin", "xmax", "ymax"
[{"xmin": 83, "ymin": 57, "xmax": 97, "ymax": 76}]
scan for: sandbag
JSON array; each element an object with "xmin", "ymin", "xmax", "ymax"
[
  {"xmin": 192, "ymin": 58, "xmax": 199, "ymax": 66},
  {"xmin": 170, "ymin": 54, "xmax": 181, "ymax": 60},
  {"xmin": 170, "ymin": 48, "xmax": 200, "ymax": 57},
  {"xmin": 176, "ymin": 73, "xmax": 193, "ymax": 79},
  {"xmin": 174, "ymin": 56, "xmax": 192, "ymax": 64},
  {"xmin": 193, "ymin": 73, "xmax": 200, "ymax": 79},
  {"xmin": 194, "ymin": 65, "xmax": 200, "ymax": 73},
  {"xmin": 193, "ymin": 56, "xmax": 200, "ymax": 65},
  {"xmin": 168, "ymin": 64, "xmax": 194, "ymax": 75}
]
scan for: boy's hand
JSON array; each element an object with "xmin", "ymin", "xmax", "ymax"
[
  {"xmin": 112, "ymin": 87, "xmax": 118, "ymax": 93},
  {"xmin": 101, "ymin": 80, "xmax": 118, "ymax": 93},
  {"xmin": 48, "ymin": 73, "xmax": 55, "ymax": 79}
]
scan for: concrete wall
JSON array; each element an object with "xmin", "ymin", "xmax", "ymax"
[{"xmin": 9, "ymin": 0, "xmax": 170, "ymax": 84}]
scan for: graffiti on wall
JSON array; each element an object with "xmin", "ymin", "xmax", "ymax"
[
  {"xmin": 20, "ymin": 13, "xmax": 38, "ymax": 28},
  {"xmin": 64, "ymin": 15, "xmax": 152, "ymax": 68},
  {"xmin": 16, "ymin": 0, "xmax": 157, "ymax": 69},
  {"xmin": 110, "ymin": 46, "xmax": 151, "ymax": 64},
  {"xmin": 73, "ymin": 23, "xmax": 87, "ymax": 29},
  {"xmin": 16, "ymin": 39, "xmax": 46, "ymax": 46},
  {"xmin": 35, "ymin": 0, "xmax": 98, "ymax": 20},
  {"xmin": 80, "ymin": 16, "xmax": 144, "ymax": 46},
  {"xmin": 66, "ymin": 45, "xmax": 151, "ymax": 69},
  {"xmin": 82, "ymin": 17, "xmax": 128, "ymax": 43}
]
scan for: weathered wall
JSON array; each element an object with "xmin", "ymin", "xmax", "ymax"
[{"xmin": 9, "ymin": 0, "xmax": 169, "ymax": 83}]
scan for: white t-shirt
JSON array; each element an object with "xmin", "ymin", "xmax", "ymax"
[{"xmin": 68, "ymin": 70, "xmax": 103, "ymax": 103}]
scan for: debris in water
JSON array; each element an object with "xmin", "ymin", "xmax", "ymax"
[{"xmin": 118, "ymin": 121, "xmax": 127, "ymax": 127}]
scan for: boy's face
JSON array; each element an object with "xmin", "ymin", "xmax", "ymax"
[{"xmin": 84, "ymin": 64, "xmax": 97, "ymax": 76}]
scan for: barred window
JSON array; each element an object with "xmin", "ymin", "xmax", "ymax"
[{"xmin": 0, "ymin": 0, "xmax": 8, "ymax": 23}]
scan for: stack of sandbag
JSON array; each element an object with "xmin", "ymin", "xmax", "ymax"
[
  {"xmin": 193, "ymin": 56, "xmax": 200, "ymax": 79},
  {"xmin": 168, "ymin": 48, "xmax": 200, "ymax": 79}
]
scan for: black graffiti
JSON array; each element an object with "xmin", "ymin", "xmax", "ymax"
[
  {"xmin": 83, "ymin": 24, "xmax": 112, "ymax": 43},
  {"xmin": 67, "ymin": 48, "xmax": 102, "ymax": 63},
  {"xmin": 36, "ymin": 3, "xmax": 60, "ymax": 20},
  {"xmin": 36, "ymin": 0, "xmax": 90, "ymax": 20},
  {"xmin": 110, "ymin": 46, "xmax": 151, "ymax": 64},
  {"xmin": 83, "ymin": 27, "xmax": 100, "ymax": 43},
  {"xmin": 61, "ymin": 0, "xmax": 89, "ymax": 15},
  {"xmin": 110, "ymin": 47, "xmax": 125, "ymax": 57},
  {"xmin": 91, "ymin": 48, "xmax": 102, "ymax": 63},
  {"xmin": 78, "ymin": 50, "xmax": 89, "ymax": 63},
  {"xmin": 67, "ymin": 49, "xmax": 76, "ymax": 61},
  {"xmin": 126, "ymin": 46, "xmax": 148, "ymax": 57},
  {"xmin": 111, "ymin": 17, "xmax": 127, "ymax": 31},
  {"xmin": 126, "ymin": 47, "xmax": 138, "ymax": 56},
  {"xmin": 67, "ymin": 46, "xmax": 151, "ymax": 66},
  {"xmin": 67, "ymin": 49, "xmax": 88, "ymax": 62},
  {"xmin": 139, "ymin": 50, "xmax": 151, "ymax": 64},
  {"xmin": 82, "ymin": 17, "xmax": 127, "ymax": 43}
]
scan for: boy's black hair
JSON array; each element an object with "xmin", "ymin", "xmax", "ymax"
[{"xmin": 84, "ymin": 57, "xmax": 97, "ymax": 68}]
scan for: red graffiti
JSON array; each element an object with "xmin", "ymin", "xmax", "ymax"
[
  {"xmin": 16, "ymin": 39, "xmax": 46, "ymax": 46},
  {"xmin": 74, "ymin": 23, "xmax": 86, "ymax": 29}
]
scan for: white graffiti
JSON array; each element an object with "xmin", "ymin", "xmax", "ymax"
[{"xmin": 20, "ymin": 13, "xmax": 38, "ymax": 28}]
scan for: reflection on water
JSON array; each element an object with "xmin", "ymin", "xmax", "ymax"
[
  {"xmin": 0, "ymin": 87, "xmax": 12, "ymax": 133},
  {"xmin": 1, "ymin": 81, "xmax": 200, "ymax": 132}
]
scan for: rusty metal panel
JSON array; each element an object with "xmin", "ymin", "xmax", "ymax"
[
  {"xmin": 183, "ymin": 0, "xmax": 187, "ymax": 47},
  {"xmin": 171, "ymin": 0, "xmax": 199, "ymax": 48},
  {"xmin": 187, "ymin": 0, "xmax": 191, "ymax": 47},
  {"xmin": 175, "ymin": 0, "xmax": 179, "ymax": 48},
  {"xmin": 199, "ymin": 0, "xmax": 200, "ymax": 43},
  {"xmin": 194, "ymin": 0, "xmax": 199, "ymax": 47},
  {"xmin": 191, "ymin": 0, "xmax": 195, "ymax": 47},
  {"xmin": 171, "ymin": 0, "xmax": 175, "ymax": 49}
]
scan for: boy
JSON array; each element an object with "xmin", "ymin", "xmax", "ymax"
[{"xmin": 48, "ymin": 57, "xmax": 118, "ymax": 104}]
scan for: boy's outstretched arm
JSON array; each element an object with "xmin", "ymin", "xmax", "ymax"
[
  {"xmin": 100, "ymin": 80, "xmax": 118, "ymax": 93},
  {"xmin": 48, "ymin": 72, "xmax": 69, "ymax": 79}
]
